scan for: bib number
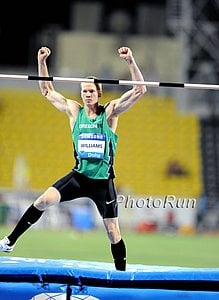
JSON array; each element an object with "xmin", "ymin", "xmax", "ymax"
[{"xmin": 78, "ymin": 133, "xmax": 106, "ymax": 159}]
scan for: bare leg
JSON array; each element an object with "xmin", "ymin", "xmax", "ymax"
[
  {"xmin": 7, "ymin": 187, "xmax": 60, "ymax": 246},
  {"xmin": 103, "ymin": 217, "xmax": 126, "ymax": 271}
]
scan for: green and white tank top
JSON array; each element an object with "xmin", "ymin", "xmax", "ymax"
[{"xmin": 72, "ymin": 106, "xmax": 118, "ymax": 179}]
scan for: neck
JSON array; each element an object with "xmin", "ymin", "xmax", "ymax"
[{"xmin": 84, "ymin": 103, "xmax": 100, "ymax": 117}]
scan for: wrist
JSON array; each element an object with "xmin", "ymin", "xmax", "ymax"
[{"xmin": 126, "ymin": 56, "xmax": 135, "ymax": 65}]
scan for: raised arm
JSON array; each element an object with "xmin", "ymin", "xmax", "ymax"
[
  {"xmin": 37, "ymin": 47, "xmax": 81, "ymax": 120},
  {"xmin": 106, "ymin": 47, "xmax": 147, "ymax": 117},
  {"xmin": 120, "ymin": 47, "xmax": 145, "ymax": 85}
]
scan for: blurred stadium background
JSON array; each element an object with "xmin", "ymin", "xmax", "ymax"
[{"xmin": 0, "ymin": 0, "xmax": 219, "ymax": 255}]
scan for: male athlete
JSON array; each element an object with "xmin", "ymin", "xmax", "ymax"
[{"xmin": 0, "ymin": 46, "xmax": 146, "ymax": 271}]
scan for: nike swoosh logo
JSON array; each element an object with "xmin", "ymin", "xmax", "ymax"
[{"xmin": 106, "ymin": 199, "xmax": 116, "ymax": 205}]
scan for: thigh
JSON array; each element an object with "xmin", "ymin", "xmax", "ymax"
[
  {"xmin": 52, "ymin": 171, "xmax": 82, "ymax": 202},
  {"xmin": 90, "ymin": 179, "xmax": 118, "ymax": 219}
]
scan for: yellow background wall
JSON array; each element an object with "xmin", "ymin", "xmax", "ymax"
[
  {"xmin": 0, "ymin": 90, "xmax": 202, "ymax": 197},
  {"xmin": 0, "ymin": 90, "xmax": 73, "ymax": 190}
]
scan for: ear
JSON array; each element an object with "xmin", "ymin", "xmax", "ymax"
[{"xmin": 98, "ymin": 90, "xmax": 102, "ymax": 98}]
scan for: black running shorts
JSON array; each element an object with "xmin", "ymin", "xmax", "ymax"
[{"xmin": 52, "ymin": 170, "xmax": 118, "ymax": 219}]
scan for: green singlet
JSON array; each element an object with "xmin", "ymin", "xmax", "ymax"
[{"xmin": 72, "ymin": 106, "xmax": 118, "ymax": 179}]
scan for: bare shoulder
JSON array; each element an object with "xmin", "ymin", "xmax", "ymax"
[
  {"xmin": 67, "ymin": 99, "xmax": 82, "ymax": 110},
  {"xmin": 66, "ymin": 99, "xmax": 82, "ymax": 130},
  {"xmin": 104, "ymin": 101, "xmax": 119, "ymax": 132},
  {"xmin": 107, "ymin": 115, "xmax": 119, "ymax": 133},
  {"xmin": 104, "ymin": 99, "xmax": 119, "ymax": 119},
  {"xmin": 66, "ymin": 99, "xmax": 82, "ymax": 118}
]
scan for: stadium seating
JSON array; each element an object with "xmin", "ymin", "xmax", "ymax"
[{"xmin": 0, "ymin": 90, "xmax": 202, "ymax": 198}]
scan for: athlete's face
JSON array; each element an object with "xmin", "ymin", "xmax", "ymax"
[{"xmin": 81, "ymin": 83, "xmax": 99, "ymax": 106}]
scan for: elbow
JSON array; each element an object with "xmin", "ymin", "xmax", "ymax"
[
  {"xmin": 134, "ymin": 85, "xmax": 147, "ymax": 97},
  {"xmin": 141, "ymin": 85, "xmax": 147, "ymax": 95},
  {"xmin": 40, "ymin": 86, "xmax": 49, "ymax": 97}
]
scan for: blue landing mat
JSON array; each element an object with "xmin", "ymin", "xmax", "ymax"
[{"xmin": 0, "ymin": 256, "xmax": 219, "ymax": 299}]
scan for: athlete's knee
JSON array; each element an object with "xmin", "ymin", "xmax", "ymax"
[
  {"xmin": 34, "ymin": 187, "xmax": 61, "ymax": 210},
  {"xmin": 104, "ymin": 220, "xmax": 121, "ymax": 243},
  {"xmin": 108, "ymin": 231, "xmax": 121, "ymax": 244}
]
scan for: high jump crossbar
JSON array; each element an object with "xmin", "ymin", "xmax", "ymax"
[{"xmin": 0, "ymin": 74, "xmax": 218, "ymax": 90}]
